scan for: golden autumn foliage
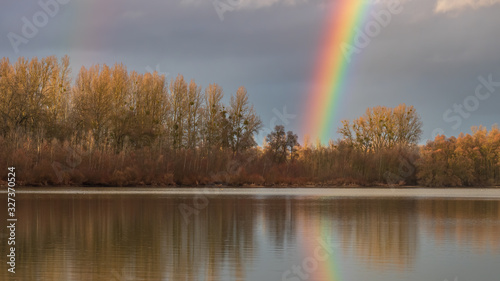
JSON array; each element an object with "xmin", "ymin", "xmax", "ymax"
[
  {"xmin": 417, "ymin": 125, "xmax": 500, "ymax": 186},
  {"xmin": 338, "ymin": 104, "xmax": 422, "ymax": 152},
  {"xmin": 0, "ymin": 56, "xmax": 499, "ymax": 187}
]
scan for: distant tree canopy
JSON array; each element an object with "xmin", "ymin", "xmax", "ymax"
[
  {"xmin": 0, "ymin": 56, "xmax": 261, "ymax": 154},
  {"xmin": 0, "ymin": 56, "xmax": 71, "ymax": 139},
  {"xmin": 418, "ymin": 125, "xmax": 500, "ymax": 186},
  {"xmin": 338, "ymin": 104, "xmax": 423, "ymax": 152},
  {"xmin": 265, "ymin": 125, "xmax": 300, "ymax": 163}
]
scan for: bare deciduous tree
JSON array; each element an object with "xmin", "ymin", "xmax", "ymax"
[{"xmin": 228, "ymin": 86, "xmax": 262, "ymax": 155}]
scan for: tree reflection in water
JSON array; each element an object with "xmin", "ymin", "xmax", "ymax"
[{"xmin": 0, "ymin": 194, "xmax": 499, "ymax": 280}]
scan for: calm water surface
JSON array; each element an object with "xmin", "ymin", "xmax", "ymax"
[{"xmin": 1, "ymin": 188, "xmax": 500, "ymax": 281}]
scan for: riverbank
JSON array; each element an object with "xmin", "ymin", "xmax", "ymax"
[
  {"xmin": 2, "ymin": 179, "xmax": 500, "ymax": 189},
  {"xmin": 2, "ymin": 187, "xmax": 500, "ymax": 199}
]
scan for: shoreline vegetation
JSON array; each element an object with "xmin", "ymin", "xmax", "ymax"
[
  {"xmin": 3, "ymin": 188, "xmax": 500, "ymax": 199},
  {"xmin": 1, "ymin": 56, "xmax": 499, "ymax": 188}
]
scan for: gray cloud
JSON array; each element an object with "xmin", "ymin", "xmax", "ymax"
[
  {"xmin": 435, "ymin": 0, "xmax": 500, "ymax": 13},
  {"xmin": 1, "ymin": 0, "xmax": 499, "ymax": 142}
]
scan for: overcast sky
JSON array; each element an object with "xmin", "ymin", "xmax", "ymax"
[{"xmin": 2, "ymin": 0, "xmax": 500, "ymax": 143}]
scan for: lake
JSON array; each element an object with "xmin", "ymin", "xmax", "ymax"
[{"xmin": 1, "ymin": 188, "xmax": 500, "ymax": 281}]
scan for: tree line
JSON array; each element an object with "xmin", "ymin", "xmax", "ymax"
[
  {"xmin": 0, "ymin": 56, "xmax": 261, "ymax": 153},
  {"xmin": 418, "ymin": 126, "xmax": 500, "ymax": 186},
  {"xmin": 0, "ymin": 56, "xmax": 499, "ymax": 187}
]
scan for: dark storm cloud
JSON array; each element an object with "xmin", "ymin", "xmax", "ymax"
[{"xmin": 1, "ymin": 0, "xmax": 500, "ymax": 142}]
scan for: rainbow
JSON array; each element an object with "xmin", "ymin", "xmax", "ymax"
[
  {"xmin": 297, "ymin": 205, "xmax": 342, "ymax": 281},
  {"xmin": 65, "ymin": 1, "xmax": 113, "ymax": 65},
  {"xmin": 303, "ymin": 0, "xmax": 372, "ymax": 144}
]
